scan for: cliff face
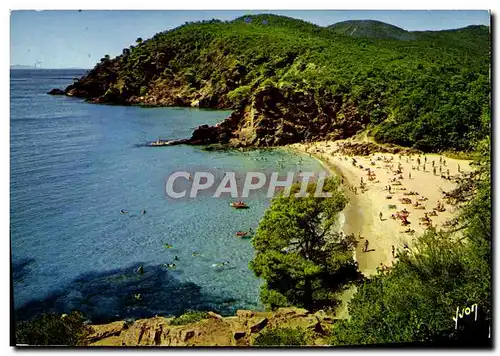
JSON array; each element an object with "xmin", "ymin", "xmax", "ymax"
[
  {"xmin": 188, "ymin": 85, "xmax": 369, "ymax": 147},
  {"xmin": 83, "ymin": 308, "xmax": 335, "ymax": 346}
]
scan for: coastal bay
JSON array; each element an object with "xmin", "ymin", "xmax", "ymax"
[{"xmin": 11, "ymin": 69, "xmax": 326, "ymax": 323}]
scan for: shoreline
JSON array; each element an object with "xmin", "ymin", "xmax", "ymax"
[
  {"xmin": 290, "ymin": 140, "xmax": 473, "ymax": 277},
  {"xmin": 290, "ymin": 144, "xmax": 369, "ymax": 273},
  {"xmin": 292, "ymin": 147, "xmax": 364, "ymax": 254}
]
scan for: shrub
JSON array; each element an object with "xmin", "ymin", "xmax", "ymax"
[
  {"xmin": 169, "ymin": 310, "xmax": 209, "ymax": 326},
  {"xmin": 227, "ymin": 85, "xmax": 251, "ymax": 104},
  {"xmin": 253, "ymin": 327, "xmax": 310, "ymax": 346},
  {"xmin": 15, "ymin": 311, "xmax": 90, "ymax": 346}
]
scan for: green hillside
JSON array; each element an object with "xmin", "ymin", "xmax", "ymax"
[{"xmin": 61, "ymin": 14, "xmax": 491, "ymax": 152}]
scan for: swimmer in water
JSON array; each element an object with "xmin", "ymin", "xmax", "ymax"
[
  {"xmin": 211, "ymin": 261, "xmax": 230, "ymax": 268},
  {"xmin": 164, "ymin": 243, "xmax": 173, "ymax": 249},
  {"xmin": 141, "ymin": 210, "xmax": 146, "ymax": 215}
]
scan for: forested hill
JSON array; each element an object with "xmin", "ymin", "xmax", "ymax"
[
  {"xmin": 59, "ymin": 14, "xmax": 491, "ymax": 152},
  {"xmin": 328, "ymin": 20, "xmax": 417, "ymax": 40}
]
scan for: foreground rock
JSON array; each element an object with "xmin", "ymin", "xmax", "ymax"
[{"xmin": 83, "ymin": 308, "xmax": 336, "ymax": 346}]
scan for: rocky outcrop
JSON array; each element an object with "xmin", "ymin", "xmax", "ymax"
[
  {"xmin": 47, "ymin": 88, "xmax": 66, "ymax": 95},
  {"xmin": 83, "ymin": 308, "xmax": 337, "ymax": 346},
  {"xmin": 187, "ymin": 86, "xmax": 370, "ymax": 148}
]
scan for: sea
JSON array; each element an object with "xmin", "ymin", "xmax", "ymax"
[{"xmin": 10, "ymin": 69, "xmax": 326, "ymax": 323}]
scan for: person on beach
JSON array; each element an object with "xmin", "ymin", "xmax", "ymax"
[
  {"xmin": 424, "ymin": 156, "xmax": 427, "ymax": 163},
  {"xmin": 379, "ymin": 212, "xmax": 383, "ymax": 220},
  {"xmin": 364, "ymin": 239, "xmax": 369, "ymax": 252},
  {"xmin": 458, "ymin": 164, "xmax": 461, "ymax": 173},
  {"xmin": 417, "ymin": 157, "xmax": 421, "ymax": 165},
  {"xmin": 433, "ymin": 166, "xmax": 436, "ymax": 175},
  {"xmin": 392, "ymin": 245, "xmax": 395, "ymax": 258},
  {"xmin": 423, "ymin": 164, "xmax": 426, "ymax": 172},
  {"xmin": 408, "ymin": 172, "xmax": 411, "ymax": 179}
]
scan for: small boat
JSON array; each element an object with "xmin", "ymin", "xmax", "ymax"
[
  {"xmin": 230, "ymin": 201, "xmax": 249, "ymax": 209},
  {"xmin": 149, "ymin": 139, "xmax": 171, "ymax": 147},
  {"xmin": 235, "ymin": 231, "xmax": 248, "ymax": 237}
]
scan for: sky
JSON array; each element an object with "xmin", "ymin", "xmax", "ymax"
[{"xmin": 10, "ymin": 10, "xmax": 490, "ymax": 69}]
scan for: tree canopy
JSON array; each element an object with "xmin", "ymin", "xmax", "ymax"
[{"xmin": 250, "ymin": 177, "xmax": 362, "ymax": 311}]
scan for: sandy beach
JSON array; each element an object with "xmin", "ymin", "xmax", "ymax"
[{"xmin": 291, "ymin": 140, "xmax": 473, "ymax": 276}]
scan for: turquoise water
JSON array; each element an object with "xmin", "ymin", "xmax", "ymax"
[{"xmin": 11, "ymin": 69, "xmax": 325, "ymax": 323}]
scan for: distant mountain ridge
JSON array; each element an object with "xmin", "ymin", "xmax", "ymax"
[
  {"xmin": 328, "ymin": 19, "xmax": 417, "ymax": 40},
  {"xmin": 327, "ymin": 20, "xmax": 490, "ymax": 41}
]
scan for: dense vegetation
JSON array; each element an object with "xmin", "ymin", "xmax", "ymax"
[
  {"xmin": 63, "ymin": 14, "xmax": 490, "ymax": 152},
  {"xmin": 250, "ymin": 177, "xmax": 361, "ymax": 311},
  {"xmin": 15, "ymin": 311, "xmax": 90, "ymax": 346}
]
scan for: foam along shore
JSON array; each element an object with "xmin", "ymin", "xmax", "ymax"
[{"xmin": 290, "ymin": 140, "xmax": 473, "ymax": 277}]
